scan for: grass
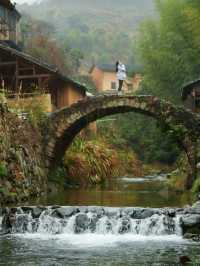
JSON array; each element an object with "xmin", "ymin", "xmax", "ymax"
[
  {"xmin": 192, "ymin": 172, "xmax": 200, "ymax": 195},
  {"xmin": 64, "ymin": 137, "xmax": 119, "ymax": 185},
  {"xmin": 0, "ymin": 162, "xmax": 8, "ymax": 178}
]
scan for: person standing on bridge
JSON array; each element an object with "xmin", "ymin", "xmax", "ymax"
[{"xmin": 116, "ymin": 61, "xmax": 127, "ymax": 93}]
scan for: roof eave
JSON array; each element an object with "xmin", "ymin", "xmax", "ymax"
[
  {"xmin": 182, "ymin": 79, "xmax": 200, "ymax": 100},
  {"xmin": 0, "ymin": 43, "xmax": 87, "ymax": 95}
]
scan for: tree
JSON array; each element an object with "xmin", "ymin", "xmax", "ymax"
[
  {"xmin": 137, "ymin": 0, "xmax": 200, "ymax": 103},
  {"xmin": 20, "ymin": 15, "xmax": 78, "ymax": 76}
]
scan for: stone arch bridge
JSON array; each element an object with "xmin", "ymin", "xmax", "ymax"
[{"xmin": 44, "ymin": 95, "xmax": 200, "ymax": 189}]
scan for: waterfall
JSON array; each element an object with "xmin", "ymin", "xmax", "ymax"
[{"xmin": 0, "ymin": 206, "xmax": 184, "ymax": 237}]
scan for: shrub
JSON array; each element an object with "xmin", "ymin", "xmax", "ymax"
[
  {"xmin": 0, "ymin": 162, "xmax": 8, "ymax": 178},
  {"xmin": 0, "ymin": 91, "xmax": 7, "ymax": 104},
  {"xmin": 27, "ymin": 104, "xmax": 48, "ymax": 129},
  {"xmin": 192, "ymin": 173, "xmax": 200, "ymax": 194},
  {"xmin": 48, "ymin": 166, "xmax": 67, "ymax": 185},
  {"xmin": 64, "ymin": 137, "xmax": 120, "ymax": 185}
]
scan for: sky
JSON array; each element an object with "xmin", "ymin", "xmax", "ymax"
[{"xmin": 14, "ymin": 0, "xmax": 39, "ymax": 4}]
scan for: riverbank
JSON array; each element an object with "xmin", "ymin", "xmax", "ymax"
[
  {"xmin": 167, "ymin": 152, "xmax": 200, "ymax": 198},
  {"xmin": 0, "ymin": 102, "xmax": 46, "ymax": 205}
]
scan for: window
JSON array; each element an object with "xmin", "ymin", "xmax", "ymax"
[{"xmin": 111, "ymin": 82, "xmax": 116, "ymax": 90}]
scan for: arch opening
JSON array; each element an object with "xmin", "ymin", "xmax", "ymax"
[
  {"xmin": 45, "ymin": 95, "xmax": 198, "ymax": 188},
  {"xmin": 51, "ymin": 106, "xmax": 157, "ymax": 166}
]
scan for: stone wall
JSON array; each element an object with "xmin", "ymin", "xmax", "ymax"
[{"xmin": 0, "ymin": 103, "xmax": 47, "ymax": 205}]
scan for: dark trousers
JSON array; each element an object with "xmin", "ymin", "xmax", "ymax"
[{"xmin": 118, "ymin": 80, "xmax": 123, "ymax": 91}]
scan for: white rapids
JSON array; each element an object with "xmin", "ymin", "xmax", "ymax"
[{"xmin": 0, "ymin": 206, "xmax": 187, "ymax": 246}]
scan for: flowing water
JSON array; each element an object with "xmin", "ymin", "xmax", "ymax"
[{"xmin": 0, "ymin": 174, "xmax": 200, "ymax": 266}]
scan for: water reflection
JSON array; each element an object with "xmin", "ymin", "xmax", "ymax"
[{"xmin": 29, "ymin": 175, "xmax": 192, "ymax": 208}]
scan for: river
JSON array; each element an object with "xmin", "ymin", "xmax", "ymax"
[
  {"xmin": 31, "ymin": 174, "xmax": 192, "ymax": 208},
  {"xmin": 0, "ymin": 174, "xmax": 200, "ymax": 266}
]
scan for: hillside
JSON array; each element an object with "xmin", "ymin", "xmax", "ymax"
[
  {"xmin": 19, "ymin": 0, "xmax": 154, "ymax": 21},
  {"xmin": 18, "ymin": 0, "xmax": 155, "ymax": 67}
]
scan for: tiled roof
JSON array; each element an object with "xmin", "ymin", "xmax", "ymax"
[
  {"xmin": 182, "ymin": 80, "xmax": 200, "ymax": 100},
  {"xmin": 96, "ymin": 64, "xmax": 116, "ymax": 72},
  {"xmin": 0, "ymin": 0, "xmax": 21, "ymax": 18},
  {"xmin": 89, "ymin": 64, "xmax": 116, "ymax": 73},
  {"xmin": 0, "ymin": 40, "xmax": 22, "ymax": 51},
  {"xmin": 0, "ymin": 43, "xmax": 86, "ymax": 95}
]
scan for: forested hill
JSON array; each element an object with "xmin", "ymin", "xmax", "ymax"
[
  {"xmin": 18, "ymin": 0, "xmax": 154, "ymax": 33},
  {"xmin": 18, "ymin": 0, "xmax": 155, "ymax": 67},
  {"xmin": 19, "ymin": 0, "xmax": 154, "ymax": 18}
]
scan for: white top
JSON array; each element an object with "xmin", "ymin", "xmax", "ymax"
[{"xmin": 117, "ymin": 63, "xmax": 127, "ymax": 81}]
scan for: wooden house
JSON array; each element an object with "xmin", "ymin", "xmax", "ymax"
[
  {"xmin": 0, "ymin": 42, "xmax": 86, "ymax": 111},
  {"xmin": 182, "ymin": 80, "xmax": 200, "ymax": 113},
  {"xmin": 89, "ymin": 64, "xmax": 142, "ymax": 93},
  {"xmin": 0, "ymin": 0, "xmax": 20, "ymax": 43},
  {"xmin": 0, "ymin": 0, "xmax": 87, "ymax": 112}
]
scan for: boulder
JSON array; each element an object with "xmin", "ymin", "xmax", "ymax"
[
  {"xmin": 181, "ymin": 214, "xmax": 200, "ymax": 234},
  {"xmin": 32, "ymin": 207, "xmax": 45, "ymax": 218},
  {"xmin": 191, "ymin": 201, "xmax": 200, "ymax": 214},
  {"xmin": 163, "ymin": 209, "xmax": 176, "ymax": 218},
  {"xmin": 51, "ymin": 206, "xmax": 61, "ymax": 210},
  {"xmin": 77, "ymin": 207, "xmax": 88, "ymax": 213},
  {"xmin": 21, "ymin": 206, "xmax": 34, "ymax": 213},
  {"xmin": 162, "ymin": 216, "xmax": 176, "ymax": 234},
  {"xmin": 104, "ymin": 207, "xmax": 119, "ymax": 218},
  {"xmin": 88, "ymin": 207, "xmax": 105, "ymax": 217},
  {"xmin": 118, "ymin": 218, "xmax": 131, "ymax": 234},
  {"xmin": 131, "ymin": 208, "xmax": 156, "ymax": 219},
  {"xmin": 0, "ymin": 208, "xmax": 17, "ymax": 234},
  {"xmin": 75, "ymin": 213, "xmax": 89, "ymax": 233},
  {"xmin": 183, "ymin": 233, "xmax": 200, "ymax": 242},
  {"xmin": 52, "ymin": 207, "xmax": 76, "ymax": 218},
  {"xmin": 181, "ymin": 214, "xmax": 200, "ymax": 227},
  {"xmin": 13, "ymin": 214, "xmax": 29, "ymax": 233},
  {"xmin": 88, "ymin": 213, "xmax": 98, "ymax": 232},
  {"xmin": 143, "ymin": 208, "xmax": 161, "ymax": 217}
]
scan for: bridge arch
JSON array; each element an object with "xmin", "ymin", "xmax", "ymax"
[{"xmin": 45, "ymin": 95, "xmax": 200, "ymax": 188}]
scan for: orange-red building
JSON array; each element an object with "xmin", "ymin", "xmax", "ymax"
[{"xmin": 90, "ymin": 64, "xmax": 142, "ymax": 93}]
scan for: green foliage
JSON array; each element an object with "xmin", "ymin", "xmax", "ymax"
[
  {"xmin": 27, "ymin": 105, "xmax": 48, "ymax": 129},
  {"xmin": 63, "ymin": 137, "xmax": 121, "ymax": 185},
  {"xmin": 0, "ymin": 90, "xmax": 7, "ymax": 104},
  {"xmin": 48, "ymin": 167, "xmax": 67, "ymax": 185},
  {"xmin": 7, "ymin": 89, "xmax": 49, "ymax": 129},
  {"xmin": 168, "ymin": 125, "xmax": 188, "ymax": 140},
  {"xmin": 192, "ymin": 172, "xmax": 200, "ymax": 194},
  {"xmin": 99, "ymin": 113, "xmax": 181, "ymax": 165},
  {"xmin": 62, "ymin": 135, "xmax": 145, "ymax": 185},
  {"xmin": 109, "ymin": 0, "xmax": 200, "ymax": 165},
  {"xmin": 137, "ymin": 0, "xmax": 200, "ymax": 103},
  {"xmin": 0, "ymin": 162, "xmax": 8, "ymax": 178},
  {"xmin": 20, "ymin": 15, "xmax": 84, "ymax": 76}
]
